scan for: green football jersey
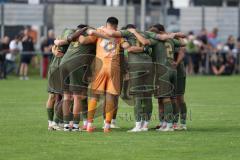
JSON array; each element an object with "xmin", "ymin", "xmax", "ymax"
[
  {"xmin": 143, "ymin": 31, "xmax": 165, "ymax": 64},
  {"xmin": 64, "ymin": 31, "xmax": 96, "ymax": 57},
  {"xmin": 164, "ymin": 39, "xmax": 181, "ymax": 60},
  {"xmin": 57, "ymin": 28, "xmax": 75, "ymax": 54},
  {"xmin": 120, "ymin": 30, "xmax": 157, "ymax": 56}
]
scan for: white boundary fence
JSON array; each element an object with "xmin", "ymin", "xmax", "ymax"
[
  {"xmin": 180, "ymin": 7, "xmax": 240, "ymax": 41},
  {"xmin": 0, "ymin": 3, "xmax": 135, "ymax": 37}
]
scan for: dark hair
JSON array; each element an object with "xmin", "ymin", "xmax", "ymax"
[
  {"xmin": 125, "ymin": 24, "xmax": 136, "ymax": 29},
  {"xmin": 106, "ymin": 17, "xmax": 118, "ymax": 26},
  {"xmin": 77, "ymin": 24, "xmax": 88, "ymax": 29},
  {"xmin": 25, "ymin": 25, "xmax": 31, "ymax": 30},
  {"xmin": 153, "ymin": 24, "xmax": 165, "ymax": 32},
  {"xmin": 238, "ymin": 37, "xmax": 240, "ymax": 42},
  {"xmin": 121, "ymin": 26, "xmax": 126, "ymax": 30},
  {"xmin": 148, "ymin": 27, "xmax": 159, "ymax": 33},
  {"xmin": 188, "ymin": 31, "xmax": 194, "ymax": 35},
  {"xmin": 16, "ymin": 34, "xmax": 22, "ymax": 40}
]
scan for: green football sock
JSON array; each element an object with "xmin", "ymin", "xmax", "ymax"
[
  {"xmin": 172, "ymin": 101, "xmax": 179, "ymax": 124},
  {"xmin": 54, "ymin": 117, "xmax": 60, "ymax": 124},
  {"xmin": 63, "ymin": 115, "xmax": 70, "ymax": 124},
  {"xmin": 54, "ymin": 114, "xmax": 63, "ymax": 124},
  {"xmin": 63, "ymin": 99, "xmax": 71, "ymax": 124},
  {"xmin": 180, "ymin": 102, "xmax": 187, "ymax": 124},
  {"xmin": 134, "ymin": 97, "xmax": 143, "ymax": 122},
  {"xmin": 54, "ymin": 100, "xmax": 63, "ymax": 123},
  {"xmin": 164, "ymin": 102, "xmax": 173, "ymax": 123},
  {"xmin": 142, "ymin": 98, "xmax": 152, "ymax": 121},
  {"xmin": 47, "ymin": 108, "xmax": 54, "ymax": 121},
  {"xmin": 73, "ymin": 114, "xmax": 80, "ymax": 125}
]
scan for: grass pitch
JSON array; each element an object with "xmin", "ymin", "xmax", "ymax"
[{"xmin": 0, "ymin": 76, "xmax": 240, "ymax": 160}]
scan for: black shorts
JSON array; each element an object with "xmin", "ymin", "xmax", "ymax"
[{"xmin": 20, "ymin": 54, "xmax": 32, "ymax": 64}]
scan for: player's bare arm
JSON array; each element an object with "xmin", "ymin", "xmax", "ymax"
[
  {"xmin": 78, "ymin": 35, "xmax": 96, "ymax": 44},
  {"xmin": 173, "ymin": 47, "xmax": 186, "ymax": 68},
  {"xmin": 55, "ymin": 27, "xmax": 88, "ymax": 46},
  {"xmin": 67, "ymin": 27, "xmax": 88, "ymax": 42},
  {"xmin": 87, "ymin": 29, "xmax": 112, "ymax": 40},
  {"xmin": 54, "ymin": 39, "xmax": 68, "ymax": 46},
  {"xmin": 127, "ymin": 46, "xmax": 144, "ymax": 53},
  {"xmin": 155, "ymin": 33, "xmax": 175, "ymax": 40},
  {"xmin": 121, "ymin": 41, "xmax": 130, "ymax": 49},
  {"xmin": 179, "ymin": 38, "xmax": 187, "ymax": 47},
  {"xmin": 155, "ymin": 32, "xmax": 186, "ymax": 41},
  {"xmin": 101, "ymin": 28, "xmax": 122, "ymax": 37},
  {"xmin": 127, "ymin": 28, "xmax": 151, "ymax": 45}
]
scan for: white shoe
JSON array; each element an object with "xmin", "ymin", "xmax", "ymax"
[
  {"xmin": 19, "ymin": 76, "xmax": 24, "ymax": 80},
  {"xmin": 72, "ymin": 127, "xmax": 81, "ymax": 132},
  {"xmin": 72, "ymin": 124, "xmax": 81, "ymax": 132},
  {"xmin": 58, "ymin": 123, "xmax": 64, "ymax": 128},
  {"xmin": 52, "ymin": 125, "xmax": 62, "ymax": 131},
  {"xmin": 51, "ymin": 122, "xmax": 62, "ymax": 131},
  {"xmin": 48, "ymin": 121, "xmax": 54, "ymax": 131},
  {"xmin": 177, "ymin": 124, "xmax": 187, "ymax": 131},
  {"xmin": 158, "ymin": 127, "xmax": 174, "ymax": 132},
  {"xmin": 48, "ymin": 125, "xmax": 54, "ymax": 131},
  {"xmin": 157, "ymin": 123, "xmax": 174, "ymax": 132},
  {"xmin": 172, "ymin": 123, "xmax": 179, "ymax": 130},
  {"xmin": 110, "ymin": 123, "xmax": 120, "ymax": 129},
  {"xmin": 127, "ymin": 127, "xmax": 142, "ymax": 132},
  {"xmin": 24, "ymin": 76, "xmax": 29, "ymax": 80},
  {"xmin": 141, "ymin": 127, "xmax": 148, "ymax": 132},
  {"xmin": 63, "ymin": 124, "xmax": 71, "ymax": 131}
]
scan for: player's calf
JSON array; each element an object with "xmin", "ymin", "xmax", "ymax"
[{"xmin": 46, "ymin": 94, "xmax": 56, "ymax": 130}]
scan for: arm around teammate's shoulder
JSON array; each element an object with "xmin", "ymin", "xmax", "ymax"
[
  {"xmin": 54, "ymin": 39, "xmax": 68, "ymax": 46},
  {"xmin": 128, "ymin": 28, "xmax": 151, "ymax": 46},
  {"xmin": 79, "ymin": 35, "xmax": 97, "ymax": 45}
]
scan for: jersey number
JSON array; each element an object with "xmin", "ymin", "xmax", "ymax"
[{"xmin": 165, "ymin": 42, "xmax": 173, "ymax": 59}]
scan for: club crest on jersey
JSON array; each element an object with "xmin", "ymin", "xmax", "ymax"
[{"xmin": 100, "ymin": 39, "xmax": 118, "ymax": 54}]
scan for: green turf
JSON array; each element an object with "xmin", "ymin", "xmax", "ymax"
[{"xmin": 0, "ymin": 76, "xmax": 240, "ymax": 160}]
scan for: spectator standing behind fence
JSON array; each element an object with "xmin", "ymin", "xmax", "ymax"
[
  {"xmin": 186, "ymin": 32, "xmax": 200, "ymax": 75},
  {"xmin": 26, "ymin": 26, "xmax": 38, "ymax": 68},
  {"xmin": 237, "ymin": 37, "xmax": 240, "ymax": 73},
  {"xmin": 208, "ymin": 28, "xmax": 219, "ymax": 49},
  {"xmin": 197, "ymin": 28, "xmax": 209, "ymax": 74},
  {"xmin": 222, "ymin": 35, "xmax": 236, "ymax": 74},
  {"xmin": 6, "ymin": 35, "xmax": 22, "ymax": 77},
  {"xmin": 0, "ymin": 36, "xmax": 10, "ymax": 79},
  {"xmin": 41, "ymin": 29, "xmax": 55, "ymax": 79},
  {"xmin": 19, "ymin": 29, "xmax": 35, "ymax": 80},
  {"xmin": 225, "ymin": 35, "xmax": 238, "ymax": 62}
]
